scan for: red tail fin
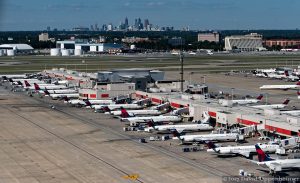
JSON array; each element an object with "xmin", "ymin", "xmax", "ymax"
[
  {"xmin": 24, "ymin": 80, "xmax": 31, "ymax": 87},
  {"xmin": 283, "ymin": 99, "xmax": 290, "ymax": 105},
  {"xmin": 296, "ymin": 82, "xmax": 300, "ymax": 86},
  {"xmin": 34, "ymin": 83, "xmax": 40, "ymax": 90},
  {"xmin": 120, "ymin": 108, "xmax": 129, "ymax": 118},
  {"xmin": 255, "ymin": 144, "xmax": 273, "ymax": 162},
  {"xmin": 147, "ymin": 120, "xmax": 155, "ymax": 127},
  {"xmin": 256, "ymin": 95, "xmax": 263, "ymax": 100},
  {"xmin": 284, "ymin": 70, "xmax": 289, "ymax": 76}
]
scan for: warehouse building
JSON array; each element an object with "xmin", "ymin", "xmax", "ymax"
[
  {"xmin": 224, "ymin": 33, "xmax": 265, "ymax": 51},
  {"xmin": 0, "ymin": 44, "xmax": 34, "ymax": 55},
  {"xmin": 198, "ymin": 32, "xmax": 220, "ymax": 43}
]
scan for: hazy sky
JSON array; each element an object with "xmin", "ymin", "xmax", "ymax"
[{"xmin": 1, "ymin": 0, "xmax": 300, "ymax": 31}]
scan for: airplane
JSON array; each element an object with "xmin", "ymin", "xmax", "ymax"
[
  {"xmin": 172, "ymin": 130, "xmax": 239, "ymax": 144},
  {"xmin": 259, "ymin": 82, "xmax": 300, "ymax": 90},
  {"xmin": 121, "ymin": 115, "xmax": 182, "ymax": 123},
  {"xmin": 206, "ymin": 141, "xmax": 279, "ymax": 158},
  {"xmin": 67, "ymin": 99, "xmax": 114, "ymax": 107},
  {"xmin": 285, "ymin": 72, "xmax": 299, "ymax": 81},
  {"xmin": 107, "ymin": 107, "xmax": 162, "ymax": 117},
  {"xmin": 48, "ymin": 93, "xmax": 79, "ymax": 100},
  {"xmin": 254, "ymin": 144, "xmax": 300, "ymax": 174},
  {"xmin": 93, "ymin": 104, "xmax": 142, "ymax": 112},
  {"xmin": 34, "ymin": 83, "xmax": 67, "ymax": 90},
  {"xmin": 231, "ymin": 95, "xmax": 264, "ymax": 105},
  {"xmin": 41, "ymin": 89, "xmax": 78, "ymax": 95},
  {"xmin": 145, "ymin": 120, "xmax": 214, "ymax": 133},
  {"xmin": 280, "ymin": 110, "xmax": 300, "ymax": 116},
  {"xmin": 1, "ymin": 74, "xmax": 26, "ymax": 80},
  {"xmin": 251, "ymin": 99, "xmax": 290, "ymax": 109}
]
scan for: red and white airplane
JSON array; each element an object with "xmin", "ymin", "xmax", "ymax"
[
  {"xmin": 251, "ymin": 99, "xmax": 290, "ymax": 109},
  {"xmin": 254, "ymin": 144, "xmax": 300, "ymax": 175},
  {"xmin": 260, "ymin": 82, "xmax": 300, "ymax": 90},
  {"xmin": 108, "ymin": 107, "xmax": 162, "ymax": 117}
]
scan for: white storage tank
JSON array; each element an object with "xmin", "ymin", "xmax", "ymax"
[
  {"xmin": 0, "ymin": 50, "xmax": 4, "ymax": 56},
  {"xmin": 50, "ymin": 48, "xmax": 61, "ymax": 56},
  {"xmin": 7, "ymin": 49, "xmax": 15, "ymax": 56},
  {"xmin": 74, "ymin": 49, "xmax": 82, "ymax": 56},
  {"xmin": 130, "ymin": 44, "xmax": 136, "ymax": 50},
  {"xmin": 61, "ymin": 49, "xmax": 70, "ymax": 56}
]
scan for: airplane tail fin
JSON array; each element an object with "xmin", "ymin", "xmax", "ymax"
[
  {"xmin": 33, "ymin": 83, "xmax": 40, "ymax": 90},
  {"xmin": 120, "ymin": 107, "xmax": 130, "ymax": 118},
  {"xmin": 102, "ymin": 106, "xmax": 111, "ymax": 112},
  {"xmin": 296, "ymin": 81, "xmax": 300, "ymax": 86},
  {"xmin": 255, "ymin": 144, "xmax": 274, "ymax": 162},
  {"xmin": 205, "ymin": 141, "xmax": 217, "ymax": 149},
  {"xmin": 9, "ymin": 78, "xmax": 14, "ymax": 82},
  {"xmin": 147, "ymin": 120, "xmax": 155, "ymax": 128},
  {"xmin": 171, "ymin": 129, "xmax": 181, "ymax": 138},
  {"xmin": 284, "ymin": 70, "xmax": 289, "ymax": 76},
  {"xmin": 24, "ymin": 80, "xmax": 31, "ymax": 87},
  {"xmin": 17, "ymin": 81, "xmax": 23, "ymax": 86},
  {"xmin": 83, "ymin": 99, "xmax": 92, "ymax": 107},
  {"xmin": 283, "ymin": 99, "xmax": 290, "ymax": 105},
  {"xmin": 63, "ymin": 96, "xmax": 70, "ymax": 102},
  {"xmin": 263, "ymin": 72, "xmax": 268, "ymax": 77},
  {"xmin": 256, "ymin": 95, "xmax": 263, "ymax": 100},
  {"xmin": 44, "ymin": 89, "xmax": 50, "ymax": 95}
]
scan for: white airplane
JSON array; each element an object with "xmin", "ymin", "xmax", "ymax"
[
  {"xmin": 259, "ymin": 82, "xmax": 300, "ymax": 90},
  {"xmin": 172, "ymin": 130, "xmax": 239, "ymax": 144},
  {"xmin": 280, "ymin": 110, "xmax": 300, "ymax": 116},
  {"xmin": 150, "ymin": 102, "xmax": 170, "ymax": 110},
  {"xmin": 1, "ymin": 74, "xmax": 26, "ymax": 80},
  {"xmin": 206, "ymin": 141, "xmax": 279, "ymax": 158},
  {"xmin": 121, "ymin": 115, "xmax": 182, "ymax": 123},
  {"xmin": 285, "ymin": 72, "xmax": 299, "ymax": 81},
  {"xmin": 67, "ymin": 99, "xmax": 114, "ymax": 107},
  {"xmin": 94, "ymin": 104, "xmax": 142, "ymax": 112},
  {"xmin": 145, "ymin": 121, "xmax": 213, "ymax": 133},
  {"xmin": 254, "ymin": 144, "xmax": 300, "ymax": 174},
  {"xmin": 41, "ymin": 89, "xmax": 77, "ymax": 95},
  {"xmin": 49, "ymin": 93, "xmax": 79, "ymax": 100},
  {"xmin": 108, "ymin": 108, "xmax": 162, "ymax": 117},
  {"xmin": 231, "ymin": 95, "xmax": 263, "ymax": 105},
  {"xmin": 251, "ymin": 99, "xmax": 290, "ymax": 109},
  {"xmin": 33, "ymin": 83, "xmax": 67, "ymax": 90}
]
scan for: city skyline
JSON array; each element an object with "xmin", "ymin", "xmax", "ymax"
[{"xmin": 1, "ymin": 0, "xmax": 300, "ymax": 31}]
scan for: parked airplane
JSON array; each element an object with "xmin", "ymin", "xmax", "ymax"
[
  {"xmin": 121, "ymin": 115, "xmax": 182, "ymax": 123},
  {"xmin": 48, "ymin": 93, "xmax": 79, "ymax": 100},
  {"xmin": 42, "ymin": 89, "xmax": 77, "ymax": 95},
  {"xmin": 145, "ymin": 121, "xmax": 214, "ymax": 133},
  {"xmin": 67, "ymin": 99, "xmax": 114, "ymax": 107},
  {"xmin": 233, "ymin": 95, "xmax": 264, "ymax": 105},
  {"xmin": 94, "ymin": 104, "xmax": 142, "ymax": 112},
  {"xmin": 172, "ymin": 130, "xmax": 239, "ymax": 144},
  {"xmin": 251, "ymin": 99, "xmax": 290, "ymax": 109},
  {"xmin": 259, "ymin": 82, "xmax": 300, "ymax": 90},
  {"xmin": 34, "ymin": 83, "xmax": 67, "ymax": 90},
  {"xmin": 206, "ymin": 141, "xmax": 279, "ymax": 158},
  {"xmin": 108, "ymin": 107, "xmax": 162, "ymax": 117},
  {"xmin": 254, "ymin": 144, "xmax": 300, "ymax": 174},
  {"xmin": 280, "ymin": 110, "xmax": 300, "ymax": 116}
]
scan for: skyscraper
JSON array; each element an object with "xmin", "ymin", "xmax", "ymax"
[
  {"xmin": 144, "ymin": 19, "xmax": 149, "ymax": 30},
  {"xmin": 125, "ymin": 17, "xmax": 129, "ymax": 28}
]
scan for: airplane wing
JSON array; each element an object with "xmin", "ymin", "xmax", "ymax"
[
  {"xmin": 232, "ymin": 150, "xmax": 251, "ymax": 158},
  {"xmin": 268, "ymin": 162, "xmax": 282, "ymax": 171},
  {"xmin": 174, "ymin": 127, "xmax": 185, "ymax": 133}
]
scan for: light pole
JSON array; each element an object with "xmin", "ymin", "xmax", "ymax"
[
  {"xmin": 180, "ymin": 51, "xmax": 184, "ymax": 92},
  {"xmin": 231, "ymin": 88, "xmax": 234, "ymax": 101}
]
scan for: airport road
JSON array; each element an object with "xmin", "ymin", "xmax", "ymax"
[{"xmin": 0, "ymin": 86, "xmax": 228, "ymax": 183}]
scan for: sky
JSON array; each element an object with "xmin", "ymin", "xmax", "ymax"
[{"xmin": 1, "ymin": 0, "xmax": 300, "ymax": 31}]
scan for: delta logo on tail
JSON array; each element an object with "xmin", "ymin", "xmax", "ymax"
[
  {"xmin": 34, "ymin": 83, "xmax": 40, "ymax": 90},
  {"xmin": 83, "ymin": 99, "xmax": 92, "ymax": 107},
  {"xmin": 255, "ymin": 144, "xmax": 274, "ymax": 162},
  {"xmin": 283, "ymin": 99, "xmax": 290, "ymax": 105},
  {"xmin": 120, "ymin": 107, "xmax": 130, "ymax": 118},
  {"xmin": 24, "ymin": 80, "xmax": 31, "ymax": 87},
  {"xmin": 256, "ymin": 95, "xmax": 263, "ymax": 100},
  {"xmin": 44, "ymin": 89, "xmax": 50, "ymax": 95}
]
